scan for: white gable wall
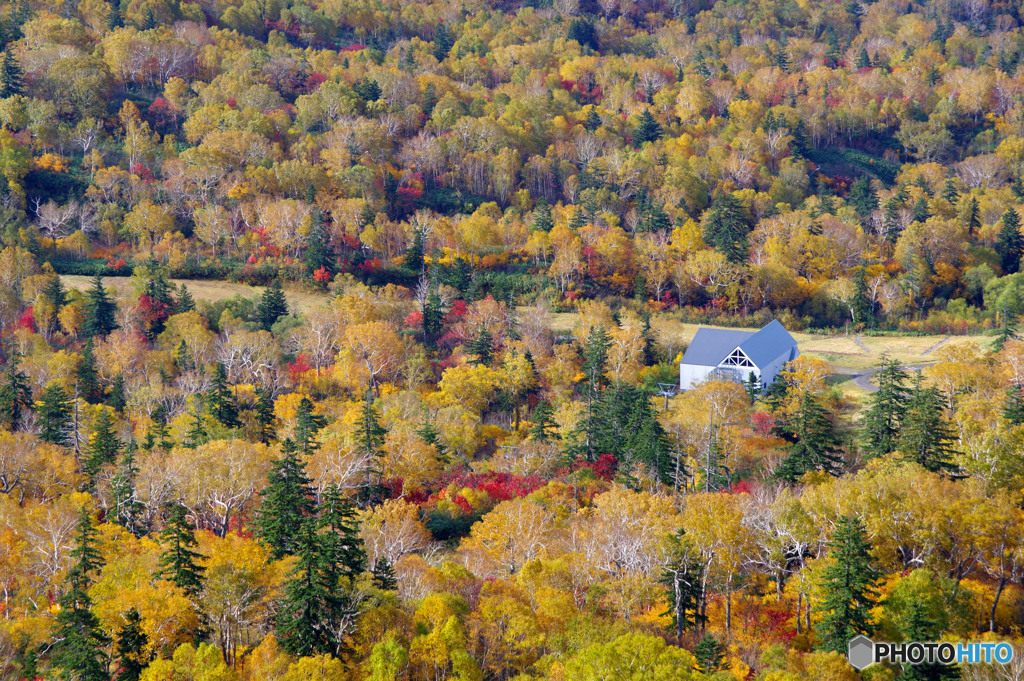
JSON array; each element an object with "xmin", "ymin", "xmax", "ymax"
[
  {"xmin": 680, "ymin": 348, "xmax": 798, "ymax": 390},
  {"xmin": 680, "ymin": 363, "xmax": 715, "ymax": 390}
]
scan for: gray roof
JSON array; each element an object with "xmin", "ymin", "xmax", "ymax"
[
  {"xmin": 681, "ymin": 327, "xmax": 755, "ymax": 366},
  {"xmin": 737, "ymin": 320, "xmax": 798, "ymax": 367},
  {"xmin": 681, "ymin": 320, "xmax": 797, "ymax": 368}
]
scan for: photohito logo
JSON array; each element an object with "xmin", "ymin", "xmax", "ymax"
[{"xmin": 847, "ymin": 636, "xmax": 1015, "ymax": 671}]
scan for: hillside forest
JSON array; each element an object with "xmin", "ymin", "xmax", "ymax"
[{"xmin": 3, "ymin": 0, "xmax": 1024, "ymax": 679}]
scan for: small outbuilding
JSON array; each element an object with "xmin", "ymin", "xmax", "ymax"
[{"xmin": 679, "ymin": 320, "xmax": 799, "ymax": 390}]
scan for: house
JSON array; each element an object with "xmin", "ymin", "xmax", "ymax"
[{"xmin": 679, "ymin": 320, "xmax": 799, "ymax": 390}]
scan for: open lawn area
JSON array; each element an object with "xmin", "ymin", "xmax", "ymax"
[{"xmin": 61, "ymin": 275, "xmax": 330, "ymax": 313}]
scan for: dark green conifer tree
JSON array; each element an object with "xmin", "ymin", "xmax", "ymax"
[
  {"xmin": 847, "ymin": 176, "xmax": 878, "ymax": 222},
  {"xmin": 942, "ymin": 177, "xmax": 959, "ymax": 203},
  {"xmin": 532, "ymin": 199, "xmax": 554, "ymax": 232},
  {"xmin": 852, "ymin": 266, "xmax": 873, "ymax": 326},
  {"xmin": 634, "ymin": 108, "xmax": 663, "ymax": 145},
  {"xmin": 584, "ymin": 107, "xmax": 602, "ymax": 131},
  {"xmin": 0, "ymin": 351, "xmax": 32, "ymax": 431},
  {"xmin": 856, "ymin": 47, "xmax": 871, "ymax": 68},
  {"xmin": 466, "ymin": 325, "xmax": 493, "ymax": 365},
  {"xmin": 318, "ymin": 484, "xmax": 366, "ymax": 581},
  {"xmin": 996, "ymin": 208, "xmax": 1023, "ymax": 274},
  {"xmin": 83, "ymin": 407, "xmax": 120, "ymax": 488},
  {"xmin": 255, "ymin": 439, "xmax": 315, "ymax": 559},
  {"xmin": 421, "ymin": 289, "xmax": 445, "ymax": 347},
  {"xmin": 38, "ymin": 384, "xmax": 72, "ymax": 446},
  {"xmin": 50, "ymin": 507, "xmax": 109, "ymax": 681},
  {"xmin": 276, "ymin": 517, "xmax": 342, "ymax": 656},
  {"xmin": 775, "ymin": 393, "xmax": 844, "ymax": 481},
  {"xmin": 114, "ymin": 608, "xmax": 149, "ymax": 681},
  {"xmin": 911, "ymin": 195, "xmax": 930, "ymax": 224},
  {"xmin": 155, "ymin": 502, "xmax": 205, "ymax": 598},
  {"xmin": 77, "ymin": 339, "xmax": 102, "ymax": 403},
  {"xmin": 356, "ymin": 392, "xmax": 388, "ymax": 505},
  {"xmin": 694, "ymin": 634, "xmax": 726, "ymax": 674},
  {"xmin": 860, "ymin": 356, "xmax": 909, "ymax": 457},
  {"xmin": 176, "ymin": 283, "xmax": 195, "ymax": 312},
  {"xmin": 372, "ymin": 556, "xmax": 398, "ymax": 591},
  {"xmin": 207, "ymin": 363, "xmax": 241, "ymax": 428},
  {"xmin": 295, "ymin": 396, "xmax": 327, "ymax": 456},
  {"xmin": 817, "ymin": 515, "xmax": 880, "ymax": 653},
  {"xmin": 82, "ymin": 274, "xmax": 118, "ymax": 338},
  {"xmin": 304, "ymin": 210, "xmax": 335, "ymax": 280},
  {"xmin": 432, "ymin": 22, "xmax": 453, "ymax": 61},
  {"xmin": 1003, "ymin": 385, "xmax": 1024, "ymax": 425},
  {"xmin": 529, "ymin": 400, "xmax": 557, "ymax": 442},
  {"xmin": 415, "ymin": 411, "xmax": 448, "ymax": 464},
  {"xmin": 257, "ymin": 279, "xmax": 289, "ymax": 331},
  {"xmin": 0, "ymin": 50, "xmax": 22, "ymax": 97},
  {"xmin": 108, "ymin": 374, "xmax": 127, "ymax": 413},
  {"xmin": 404, "ymin": 227, "xmax": 425, "ymax": 273},
  {"xmin": 253, "ymin": 387, "xmax": 276, "ymax": 443},
  {"xmin": 898, "ymin": 374, "xmax": 961, "ymax": 476},
  {"xmin": 702, "ymin": 192, "xmax": 752, "ymax": 262}
]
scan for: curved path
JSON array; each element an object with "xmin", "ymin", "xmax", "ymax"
[{"xmin": 839, "ymin": 363, "xmax": 934, "ymax": 393}]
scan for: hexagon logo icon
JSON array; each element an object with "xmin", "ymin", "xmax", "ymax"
[{"xmin": 847, "ymin": 635, "xmax": 875, "ymax": 670}]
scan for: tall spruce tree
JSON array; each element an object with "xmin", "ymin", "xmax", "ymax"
[
  {"xmin": 860, "ymin": 356, "xmax": 909, "ymax": 457},
  {"xmin": 253, "ymin": 387, "xmax": 277, "ymax": 443},
  {"xmin": 702, "ymin": 192, "xmax": 752, "ymax": 262},
  {"xmin": 38, "ymin": 384, "xmax": 72, "ymax": 446},
  {"xmin": 532, "ymin": 199, "xmax": 554, "ymax": 233},
  {"xmin": 50, "ymin": 507, "xmax": 109, "ymax": 681},
  {"xmin": 276, "ymin": 517, "xmax": 341, "ymax": 657},
  {"xmin": 634, "ymin": 108, "xmax": 663, "ymax": 145},
  {"xmin": 295, "ymin": 396, "xmax": 327, "ymax": 456},
  {"xmin": 466, "ymin": 325, "xmax": 494, "ymax": 365},
  {"xmin": 317, "ymin": 484, "xmax": 366, "ymax": 581},
  {"xmin": 0, "ymin": 50, "xmax": 22, "ymax": 97},
  {"xmin": 77, "ymin": 339, "xmax": 102, "ymax": 403},
  {"xmin": 1004, "ymin": 384, "xmax": 1024, "ymax": 424},
  {"xmin": 415, "ymin": 411, "xmax": 448, "ymax": 463},
  {"xmin": 372, "ymin": 556, "xmax": 398, "ymax": 590},
  {"xmin": 852, "ymin": 266, "xmax": 873, "ymax": 326},
  {"xmin": 0, "ymin": 351, "xmax": 32, "ymax": 431},
  {"xmin": 817, "ymin": 514, "xmax": 880, "ymax": 654},
  {"xmin": 356, "ymin": 392, "xmax": 388, "ymax": 505},
  {"xmin": 693, "ymin": 634, "xmax": 726, "ymax": 674},
  {"xmin": 176, "ymin": 283, "xmax": 196, "ymax": 312},
  {"xmin": 155, "ymin": 502, "xmax": 205, "ymax": 597},
  {"xmin": 775, "ymin": 393, "xmax": 844, "ymax": 481},
  {"xmin": 432, "ymin": 21, "xmax": 454, "ymax": 61},
  {"xmin": 207, "ymin": 363, "xmax": 240, "ymax": 428},
  {"xmin": 83, "ymin": 274, "xmax": 118, "ymax": 338},
  {"xmin": 108, "ymin": 373, "xmax": 127, "ymax": 413},
  {"xmin": 529, "ymin": 401, "xmax": 557, "ymax": 441},
  {"xmin": 114, "ymin": 608, "xmax": 149, "ymax": 681},
  {"xmin": 255, "ymin": 439, "xmax": 315, "ymax": 558},
  {"xmin": 257, "ymin": 279, "xmax": 289, "ymax": 331},
  {"xmin": 847, "ymin": 177, "xmax": 878, "ymax": 221},
  {"xmin": 304, "ymin": 210, "xmax": 335, "ymax": 279},
  {"xmin": 84, "ymin": 407, "xmax": 120, "ymax": 488},
  {"xmin": 898, "ymin": 374, "xmax": 961, "ymax": 476},
  {"xmin": 996, "ymin": 208, "xmax": 1023, "ymax": 274}
]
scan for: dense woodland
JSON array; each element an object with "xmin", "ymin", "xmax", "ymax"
[{"xmin": 2, "ymin": 0, "xmax": 1024, "ymax": 679}]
